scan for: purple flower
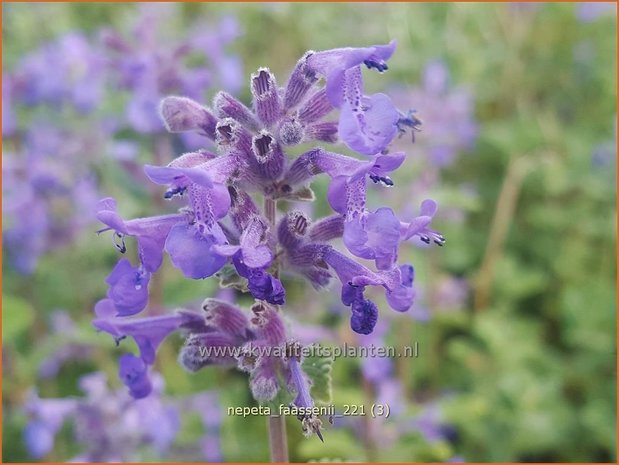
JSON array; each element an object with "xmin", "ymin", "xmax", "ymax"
[
  {"xmin": 94, "ymin": 38, "xmax": 442, "ymax": 425},
  {"xmin": 14, "ymin": 33, "xmax": 105, "ymax": 112},
  {"xmin": 303, "ymin": 41, "xmax": 400, "ymax": 154},
  {"xmin": 3, "ymin": 125, "xmax": 103, "ymax": 274},
  {"xmin": 576, "ymin": 2, "xmax": 616, "ymax": 22},
  {"xmin": 93, "ymin": 309, "xmax": 204, "ymax": 398},
  {"xmin": 234, "ymin": 259, "xmax": 286, "ymax": 305},
  {"xmin": 2, "ymin": 73, "xmax": 15, "ymax": 136},
  {"xmin": 213, "ymin": 216, "xmax": 272, "ymax": 269},
  {"xmin": 24, "ymin": 371, "xmax": 186, "ymax": 461},
  {"xmin": 23, "ymin": 391, "xmax": 77, "ymax": 458},
  {"xmin": 212, "ymin": 216, "xmax": 284, "ymax": 304},
  {"xmin": 93, "ymin": 309, "xmax": 203, "ymax": 365},
  {"xmin": 323, "ymin": 248, "xmax": 415, "ymax": 334},
  {"xmin": 343, "ymin": 207, "xmax": 402, "ymax": 270},
  {"xmin": 102, "ymin": 7, "xmax": 243, "ymax": 136},
  {"xmin": 401, "ymin": 199, "xmax": 446, "ymax": 247},
  {"xmin": 119, "ymin": 353, "xmax": 152, "ymax": 399},
  {"xmin": 102, "ymin": 259, "xmax": 151, "ymax": 316},
  {"xmin": 144, "ymin": 155, "xmax": 236, "ymax": 279}
]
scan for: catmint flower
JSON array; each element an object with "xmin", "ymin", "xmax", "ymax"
[
  {"xmin": 23, "ymin": 392, "xmax": 76, "ymax": 458},
  {"xmin": 3, "ymin": 125, "xmax": 102, "ymax": 274},
  {"xmin": 323, "ymin": 248, "xmax": 415, "ymax": 333},
  {"xmin": 96, "ymin": 41, "xmax": 442, "ymax": 418},
  {"xmin": 23, "ymin": 371, "xmax": 197, "ymax": 461},
  {"xmin": 400, "ymin": 199, "xmax": 445, "ymax": 246},
  {"xmin": 93, "ymin": 308, "xmax": 205, "ymax": 398},
  {"xmin": 13, "ymin": 33, "xmax": 105, "ymax": 112},
  {"xmin": 101, "ymin": 6, "xmax": 243, "ymax": 135},
  {"xmin": 101, "ymin": 259, "xmax": 151, "ymax": 316},
  {"xmin": 2, "ymin": 73, "xmax": 15, "ymax": 136},
  {"xmin": 302, "ymin": 41, "xmax": 401, "ymax": 154},
  {"xmin": 96, "ymin": 197, "xmax": 184, "ymax": 273}
]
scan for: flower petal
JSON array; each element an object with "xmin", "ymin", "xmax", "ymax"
[
  {"xmin": 339, "ymin": 93, "xmax": 399, "ymax": 155},
  {"xmin": 165, "ymin": 223, "xmax": 227, "ymax": 279}
]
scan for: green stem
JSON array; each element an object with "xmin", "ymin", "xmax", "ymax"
[
  {"xmin": 264, "ymin": 196, "xmax": 289, "ymax": 462},
  {"xmin": 268, "ymin": 415, "xmax": 289, "ymax": 462}
]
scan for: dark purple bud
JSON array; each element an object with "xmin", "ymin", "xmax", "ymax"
[
  {"xmin": 278, "ymin": 210, "xmax": 310, "ymax": 250},
  {"xmin": 304, "ymin": 121, "xmax": 339, "ymax": 143},
  {"xmin": 105, "ymin": 259, "xmax": 150, "ymax": 316},
  {"xmin": 179, "ymin": 332, "xmax": 239, "ymax": 372},
  {"xmin": 284, "ymin": 52, "xmax": 318, "ymax": 110},
  {"xmin": 251, "ymin": 68, "xmax": 281, "ymax": 127},
  {"xmin": 249, "ymin": 272, "xmax": 286, "ymax": 305},
  {"xmin": 350, "ymin": 299, "xmax": 378, "ymax": 335},
  {"xmin": 118, "ymin": 353, "xmax": 152, "ymax": 399},
  {"xmin": 159, "ymin": 96, "xmax": 218, "ymax": 140},
  {"xmin": 297, "ymin": 89, "xmax": 333, "ymax": 123},
  {"xmin": 400, "ymin": 264, "xmax": 415, "ymax": 287},
  {"xmin": 202, "ymin": 298, "xmax": 250, "ymax": 339},
  {"xmin": 213, "ymin": 91, "xmax": 260, "ymax": 132},
  {"xmin": 278, "ymin": 119, "xmax": 305, "ymax": 146},
  {"xmin": 252, "ymin": 131, "xmax": 285, "ymax": 180},
  {"xmin": 234, "ymin": 258, "xmax": 286, "ymax": 305},
  {"xmin": 308, "ymin": 214, "xmax": 344, "ymax": 242}
]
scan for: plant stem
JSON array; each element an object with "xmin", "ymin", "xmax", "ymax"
[
  {"xmin": 264, "ymin": 196, "xmax": 289, "ymax": 462},
  {"xmin": 268, "ymin": 415, "xmax": 289, "ymax": 462},
  {"xmin": 474, "ymin": 156, "xmax": 531, "ymax": 311}
]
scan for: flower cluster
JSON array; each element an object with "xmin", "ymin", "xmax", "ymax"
[
  {"xmin": 102, "ymin": 4, "xmax": 243, "ymax": 136},
  {"xmin": 3, "ymin": 9, "xmax": 244, "ymax": 274},
  {"xmin": 94, "ymin": 42, "xmax": 443, "ymax": 439},
  {"xmin": 10, "ymin": 32, "xmax": 106, "ymax": 113},
  {"xmin": 23, "ymin": 372, "xmax": 221, "ymax": 462},
  {"xmin": 3, "ymin": 125, "xmax": 101, "ymax": 273}
]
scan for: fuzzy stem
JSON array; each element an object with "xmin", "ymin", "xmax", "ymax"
[
  {"xmin": 264, "ymin": 196, "xmax": 289, "ymax": 462},
  {"xmin": 265, "ymin": 197, "xmax": 277, "ymax": 230}
]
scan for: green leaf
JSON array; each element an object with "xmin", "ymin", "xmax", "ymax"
[
  {"xmin": 302, "ymin": 354, "xmax": 334, "ymax": 405},
  {"xmin": 215, "ymin": 265, "xmax": 249, "ymax": 292},
  {"xmin": 2, "ymin": 294, "xmax": 35, "ymax": 342}
]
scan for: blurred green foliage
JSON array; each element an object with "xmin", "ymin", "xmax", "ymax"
[{"xmin": 3, "ymin": 2, "xmax": 616, "ymax": 462}]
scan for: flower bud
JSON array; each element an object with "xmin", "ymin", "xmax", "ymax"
[
  {"xmin": 251, "ymin": 68, "xmax": 281, "ymax": 127},
  {"xmin": 159, "ymin": 96, "xmax": 217, "ymax": 139}
]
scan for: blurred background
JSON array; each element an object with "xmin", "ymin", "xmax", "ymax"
[{"xmin": 2, "ymin": 2, "xmax": 617, "ymax": 462}]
